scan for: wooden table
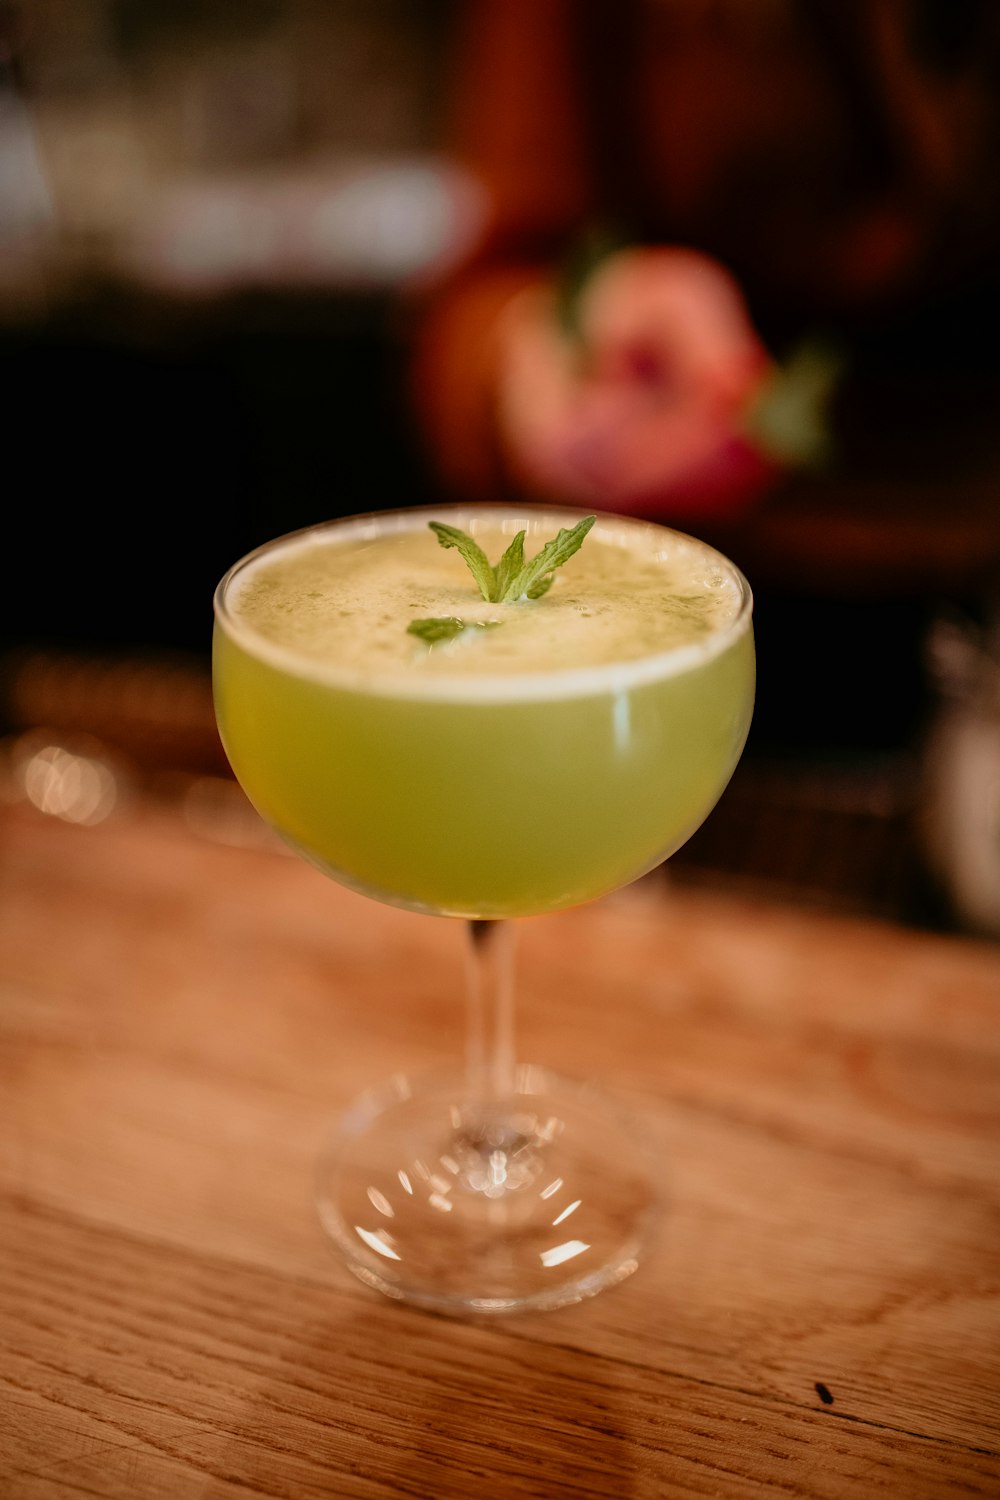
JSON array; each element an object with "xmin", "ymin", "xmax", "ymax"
[{"xmin": 1, "ymin": 784, "xmax": 999, "ymax": 1498}]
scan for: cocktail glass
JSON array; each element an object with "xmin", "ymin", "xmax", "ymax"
[{"xmin": 212, "ymin": 505, "xmax": 754, "ymax": 1314}]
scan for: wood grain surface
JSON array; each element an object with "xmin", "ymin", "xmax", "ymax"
[{"xmin": 1, "ymin": 791, "xmax": 998, "ymax": 1498}]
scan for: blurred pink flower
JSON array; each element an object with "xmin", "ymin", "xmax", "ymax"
[{"xmin": 495, "ymin": 246, "xmax": 780, "ymax": 521}]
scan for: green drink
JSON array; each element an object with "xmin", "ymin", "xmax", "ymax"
[
  {"xmin": 213, "ymin": 507, "xmax": 754, "ymax": 919},
  {"xmin": 212, "ymin": 505, "xmax": 754, "ymax": 1315}
]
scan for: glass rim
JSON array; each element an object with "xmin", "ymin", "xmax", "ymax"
[{"xmin": 213, "ymin": 502, "xmax": 754, "ymax": 703}]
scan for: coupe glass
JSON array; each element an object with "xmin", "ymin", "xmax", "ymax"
[{"xmin": 212, "ymin": 504, "xmax": 754, "ymax": 1314}]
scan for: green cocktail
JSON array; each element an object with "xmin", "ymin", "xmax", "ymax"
[
  {"xmin": 213, "ymin": 507, "xmax": 753, "ymax": 918},
  {"xmin": 213, "ymin": 505, "xmax": 754, "ymax": 1313}
]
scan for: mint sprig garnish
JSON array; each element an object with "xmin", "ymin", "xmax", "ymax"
[
  {"xmin": 408, "ymin": 515, "xmax": 596, "ymax": 642},
  {"xmin": 431, "ymin": 515, "xmax": 595, "ymax": 604}
]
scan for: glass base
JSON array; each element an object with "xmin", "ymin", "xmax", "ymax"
[{"xmin": 315, "ymin": 1065, "xmax": 660, "ymax": 1315}]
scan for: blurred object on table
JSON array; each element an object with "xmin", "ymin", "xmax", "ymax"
[{"xmin": 918, "ymin": 590, "xmax": 1000, "ymax": 939}]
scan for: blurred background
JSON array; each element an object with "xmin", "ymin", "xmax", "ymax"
[{"xmin": 1, "ymin": 0, "xmax": 999, "ymax": 939}]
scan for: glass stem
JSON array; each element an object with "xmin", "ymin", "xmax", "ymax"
[{"xmin": 464, "ymin": 918, "xmax": 517, "ymax": 1110}]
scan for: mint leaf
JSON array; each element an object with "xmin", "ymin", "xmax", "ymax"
[
  {"xmin": 428, "ymin": 522, "xmax": 496, "ymax": 602},
  {"xmin": 499, "ymin": 515, "xmax": 596, "ymax": 601},
  {"xmin": 407, "ymin": 616, "xmax": 500, "ymax": 644},
  {"xmin": 526, "ymin": 574, "xmax": 554, "ymax": 600},
  {"xmin": 411, "ymin": 514, "xmax": 597, "ymax": 639},
  {"xmin": 492, "ymin": 530, "xmax": 526, "ymax": 601}
]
